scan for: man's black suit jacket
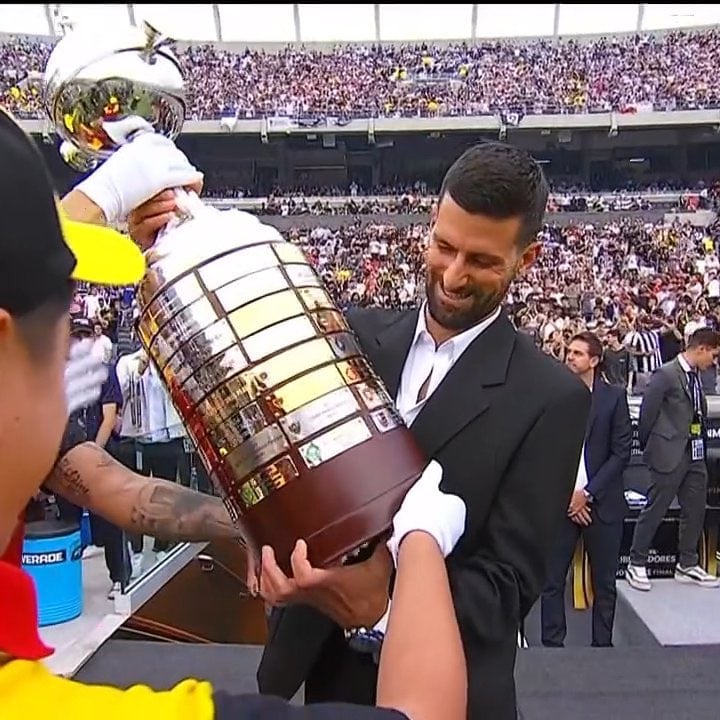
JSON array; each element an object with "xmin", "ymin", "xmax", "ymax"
[
  {"xmin": 257, "ymin": 307, "xmax": 591, "ymax": 720},
  {"xmin": 583, "ymin": 378, "xmax": 632, "ymax": 524}
]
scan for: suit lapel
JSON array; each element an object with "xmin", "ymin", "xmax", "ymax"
[
  {"xmin": 372, "ymin": 309, "xmax": 419, "ymax": 399},
  {"xmin": 586, "ymin": 378, "xmax": 606, "ymax": 439},
  {"xmin": 409, "ymin": 312, "xmax": 516, "ymax": 458},
  {"xmin": 674, "ymin": 358, "xmax": 692, "ymax": 401},
  {"xmin": 585, "ymin": 387, "xmax": 599, "ymax": 440}
]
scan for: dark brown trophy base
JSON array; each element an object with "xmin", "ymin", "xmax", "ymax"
[{"xmin": 237, "ymin": 427, "xmax": 425, "ymax": 576}]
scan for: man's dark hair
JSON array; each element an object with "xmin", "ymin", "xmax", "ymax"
[
  {"xmin": 571, "ymin": 330, "xmax": 606, "ymax": 378},
  {"xmin": 438, "ymin": 141, "xmax": 550, "ymax": 248},
  {"xmin": 571, "ymin": 330, "xmax": 604, "ymax": 360},
  {"xmin": 15, "ymin": 280, "xmax": 74, "ymax": 361},
  {"xmin": 687, "ymin": 328, "xmax": 720, "ymax": 350}
]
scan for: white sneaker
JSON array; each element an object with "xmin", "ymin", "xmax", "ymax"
[
  {"xmin": 107, "ymin": 581, "xmax": 121, "ymax": 600},
  {"xmin": 82, "ymin": 545, "xmax": 103, "ymax": 559},
  {"xmin": 675, "ymin": 564, "xmax": 720, "ymax": 588},
  {"xmin": 626, "ymin": 564, "xmax": 652, "ymax": 591}
]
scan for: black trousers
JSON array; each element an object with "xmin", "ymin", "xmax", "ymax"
[
  {"xmin": 112, "ymin": 438, "xmax": 145, "ymax": 555},
  {"xmin": 56, "ymin": 490, "xmax": 130, "ymax": 586},
  {"xmin": 541, "ymin": 514, "xmax": 623, "ymax": 647},
  {"xmin": 630, "ymin": 454, "xmax": 707, "ymax": 569},
  {"xmin": 137, "ymin": 439, "xmax": 184, "ymax": 552}
]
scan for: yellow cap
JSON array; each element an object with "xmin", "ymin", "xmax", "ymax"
[{"xmin": 58, "ymin": 206, "xmax": 146, "ymax": 286}]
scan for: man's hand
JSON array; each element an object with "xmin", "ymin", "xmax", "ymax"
[
  {"xmin": 127, "ymin": 189, "xmax": 264, "ymax": 251},
  {"xmin": 127, "ymin": 190, "xmax": 183, "ymax": 250},
  {"xmin": 259, "ymin": 540, "xmax": 392, "ymax": 629},
  {"xmin": 75, "ymin": 133, "xmax": 204, "ymax": 227},
  {"xmin": 567, "ymin": 488, "xmax": 589, "ymax": 517},
  {"xmin": 245, "ymin": 545, "xmax": 259, "ymax": 597},
  {"xmin": 570, "ymin": 507, "xmax": 592, "ymax": 526}
]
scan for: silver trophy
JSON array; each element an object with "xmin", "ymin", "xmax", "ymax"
[
  {"xmin": 43, "ymin": 23, "xmax": 424, "ymax": 573},
  {"xmin": 43, "ymin": 21, "xmax": 184, "ymax": 170}
]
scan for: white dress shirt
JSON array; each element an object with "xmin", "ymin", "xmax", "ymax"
[
  {"xmin": 396, "ymin": 304, "xmax": 502, "ymax": 427},
  {"xmin": 677, "ymin": 352, "xmax": 692, "ymax": 374},
  {"xmin": 574, "ymin": 444, "xmax": 589, "ymax": 491},
  {"xmin": 372, "ymin": 303, "xmax": 502, "ymax": 635},
  {"xmin": 574, "ymin": 386, "xmax": 592, "ymax": 491}
]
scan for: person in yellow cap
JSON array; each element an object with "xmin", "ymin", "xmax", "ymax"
[
  {"xmin": 0, "ymin": 109, "xmax": 469, "ymax": 720},
  {"xmin": 2, "ymin": 114, "xmax": 253, "ymax": 597}
]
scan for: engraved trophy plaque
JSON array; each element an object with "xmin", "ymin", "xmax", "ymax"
[{"xmin": 43, "ymin": 23, "xmax": 425, "ymax": 572}]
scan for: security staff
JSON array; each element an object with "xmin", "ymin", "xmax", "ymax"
[{"xmin": 626, "ymin": 328, "xmax": 720, "ymax": 591}]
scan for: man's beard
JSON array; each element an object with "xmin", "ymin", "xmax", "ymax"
[{"xmin": 425, "ymin": 272, "xmax": 512, "ymax": 332}]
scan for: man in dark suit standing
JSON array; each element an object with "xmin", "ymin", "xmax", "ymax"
[
  {"xmin": 626, "ymin": 328, "xmax": 720, "ymax": 591},
  {"xmin": 541, "ymin": 331, "xmax": 632, "ymax": 647},
  {"xmin": 251, "ymin": 143, "xmax": 591, "ymax": 720}
]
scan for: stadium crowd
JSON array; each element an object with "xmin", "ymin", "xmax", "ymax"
[
  {"xmin": 80, "ymin": 213, "xmax": 720, "ymax": 394},
  {"xmin": 200, "ymin": 178, "xmax": 720, "ymax": 215},
  {"xmin": 4, "ymin": 29, "xmax": 720, "ymax": 119},
  {"xmin": 210, "ymin": 191, "xmax": 675, "ymax": 216}
]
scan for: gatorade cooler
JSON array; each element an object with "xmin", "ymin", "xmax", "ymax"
[{"xmin": 22, "ymin": 520, "xmax": 83, "ymax": 626}]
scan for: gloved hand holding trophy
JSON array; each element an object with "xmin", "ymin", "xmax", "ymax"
[{"xmin": 42, "ymin": 22, "xmax": 425, "ymax": 574}]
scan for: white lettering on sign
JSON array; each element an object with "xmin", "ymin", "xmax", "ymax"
[{"xmin": 22, "ymin": 550, "xmax": 66, "ymax": 565}]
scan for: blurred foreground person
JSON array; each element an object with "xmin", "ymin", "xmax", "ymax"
[
  {"xmin": 0, "ymin": 110, "xmax": 467, "ymax": 720},
  {"xmin": 3, "ymin": 123, "xmax": 264, "ymax": 586}
]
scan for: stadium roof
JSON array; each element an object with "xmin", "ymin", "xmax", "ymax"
[{"xmin": 2, "ymin": 3, "xmax": 719, "ymax": 44}]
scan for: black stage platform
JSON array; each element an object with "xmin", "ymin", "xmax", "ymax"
[{"xmin": 77, "ymin": 638, "xmax": 720, "ymax": 719}]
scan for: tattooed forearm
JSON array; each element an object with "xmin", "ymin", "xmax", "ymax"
[
  {"xmin": 130, "ymin": 481, "xmax": 243, "ymax": 543},
  {"xmin": 46, "ymin": 452, "xmax": 92, "ymax": 504},
  {"xmin": 44, "ymin": 442, "xmax": 242, "ymax": 543},
  {"xmin": 45, "ymin": 442, "xmax": 116, "ymax": 504}
]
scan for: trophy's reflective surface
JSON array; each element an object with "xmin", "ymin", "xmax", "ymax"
[
  {"xmin": 137, "ymin": 213, "xmax": 425, "ymax": 571},
  {"xmin": 43, "ymin": 24, "xmax": 185, "ymax": 160}
]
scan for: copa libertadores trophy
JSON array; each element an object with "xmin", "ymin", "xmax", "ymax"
[{"xmin": 43, "ymin": 22, "xmax": 425, "ymax": 572}]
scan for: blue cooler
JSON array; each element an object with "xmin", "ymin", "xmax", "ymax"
[{"xmin": 22, "ymin": 520, "xmax": 83, "ymax": 627}]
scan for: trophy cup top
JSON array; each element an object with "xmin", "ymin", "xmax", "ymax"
[{"xmin": 43, "ymin": 22, "xmax": 186, "ymax": 161}]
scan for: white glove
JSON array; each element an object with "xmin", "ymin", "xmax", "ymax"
[
  {"xmin": 64, "ymin": 339, "xmax": 108, "ymax": 415},
  {"xmin": 386, "ymin": 459, "xmax": 467, "ymax": 567},
  {"xmin": 75, "ymin": 133, "xmax": 204, "ymax": 225}
]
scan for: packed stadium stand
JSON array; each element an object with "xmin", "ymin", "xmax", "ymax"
[{"xmin": 5, "ymin": 5, "xmax": 720, "ymax": 718}]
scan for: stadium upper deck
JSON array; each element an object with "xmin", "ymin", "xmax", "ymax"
[{"xmin": 3, "ymin": 4, "xmax": 720, "ymax": 121}]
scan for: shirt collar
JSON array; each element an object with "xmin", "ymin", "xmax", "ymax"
[
  {"xmin": 678, "ymin": 353, "xmax": 694, "ymax": 373},
  {"xmin": 412, "ymin": 303, "xmax": 502, "ymax": 358}
]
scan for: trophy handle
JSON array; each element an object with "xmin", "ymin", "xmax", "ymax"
[
  {"xmin": 171, "ymin": 187, "xmax": 206, "ymax": 221},
  {"xmin": 149, "ymin": 187, "xmax": 207, "ymax": 250}
]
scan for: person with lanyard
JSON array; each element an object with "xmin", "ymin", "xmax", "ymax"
[
  {"xmin": 626, "ymin": 327, "xmax": 720, "ymax": 591},
  {"xmin": 0, "ymin": 108, "xmax": 468, "ymax": 720}
]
